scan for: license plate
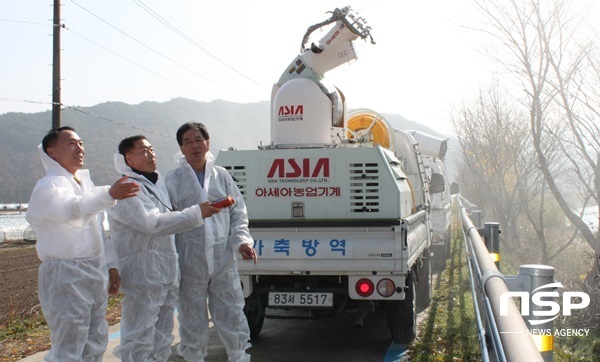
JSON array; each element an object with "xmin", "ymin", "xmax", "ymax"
[{"xmin": 268, "ymin": 292, "xmax": 333, "ymax": 307}]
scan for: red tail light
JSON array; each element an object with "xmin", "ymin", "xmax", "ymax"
[{"xmin": 355, "ymin": 278, "xmax": 374, "ymax": 297}]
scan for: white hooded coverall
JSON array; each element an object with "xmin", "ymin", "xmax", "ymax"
[
  {"xmin": 165, "ymin": 152, "xmax": 252, "ymax": 362},
  {"xmin": 26, "ymin": 145, "xmax": 117, "ymax": 362},
  {"xmin": 106, "ymin": 154, "xmax": 204, "ymax": 362}
]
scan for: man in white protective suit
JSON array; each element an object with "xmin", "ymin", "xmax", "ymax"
[
  {"xmin": 165, "ymin": 122, "xmax": 257, "ymax": 362},
  {"xmin": 106, "ymin": 135, "xmax": 220, "ymax": 362},
  {"xmin": 26, "ymin": 126, "xmax": 140, "ymax": 361}
]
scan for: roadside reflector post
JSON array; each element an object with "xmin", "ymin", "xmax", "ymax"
[
  {"xmin": 470, "ymin": 210, "xmax": 484, "ymax": 229},
  {"xmin": 505, "ymin": 265, "xmax": 556, "ymax": 361},
  {"xmin": 478, "ymin": 222, "xmax": 501, "ymax": 271}
]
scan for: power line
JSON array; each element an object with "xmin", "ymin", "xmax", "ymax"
[
  {"xmin": 1, "ymin": 10, "xmax": 258, "ymax": 104},
  {"xmin": 65, "ymin": 27, "xmax": 213, "ymax": 100},
  {"xmin": 64, "ymin": 104, "xmax": 175, "ymax": 139},
  {"xmin": 0, "ymin": 98, "xmax": 173, "ymax": 138},
  {"xmin": 2, "ymin": 3, "xmax": 269, "ymax": 126},
  {"xmin": 69, "ymin": 0, "xmax": 261, "ymax": 101},
  {"xmin": 0, "ymin": 98, "xmax": 52, "ymax": 106},
  {"xmin": 0, "ymin": 18, "xmax": 54, "ymax": 26},
  {"xmin": 132, "ymin": 0, "xmax": 269, "ymax": 90}
]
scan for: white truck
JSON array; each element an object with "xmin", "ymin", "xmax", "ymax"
[
  {"xmin": 409, "ymin": 131, "xmax": 451, "ymax": 272},
  {"xmin": 216, "ymin": 6, "xmax": 432, "ymax": 344}
]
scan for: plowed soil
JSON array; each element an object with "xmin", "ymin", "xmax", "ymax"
[
  {"xmin": 0, "ymin": 241, "xmax": 122, "ymax": 361},
  {"xmin": 0, "ymin": 242, "xmax": 40, "ymax": 324}
]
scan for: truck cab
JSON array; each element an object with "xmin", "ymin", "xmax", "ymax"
[{"xmin": 409, "ymin": 131, "xmax": 451, "ymax": 271}]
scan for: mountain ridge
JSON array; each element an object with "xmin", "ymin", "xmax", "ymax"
[{"xmin": 0, "ymin": 97, "xmax": 458, "ymax": 202}]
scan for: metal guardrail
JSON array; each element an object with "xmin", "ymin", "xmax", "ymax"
[{"xmin": 457, "ymin": 196, "xmax": 548, "ymax": 362}]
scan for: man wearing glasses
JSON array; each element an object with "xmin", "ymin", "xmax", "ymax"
[{"xmin": 106, "ymin": 135, "xmax": 219, "ymax": 362}]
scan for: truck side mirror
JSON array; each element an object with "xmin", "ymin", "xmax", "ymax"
[
  {"xmin": 430, "ymin": 173, "xmax": 446, "ymax": 194},
  {"xmin": 450, "ymin": 182, "xmax": 460, "ymax": 195}
]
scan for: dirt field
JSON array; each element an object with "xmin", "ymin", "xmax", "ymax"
[
  {"xmin": 0, "ymin": 242, "xmax": 122, "ymax": 361},
  {"xmin": 0, "ymin": 242, "xmax": 40, "ymax": 324}
]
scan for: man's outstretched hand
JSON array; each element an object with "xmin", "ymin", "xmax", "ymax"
[{"xmin": 109, "ymin": 176, "xmax": 140, "ymax": 200}]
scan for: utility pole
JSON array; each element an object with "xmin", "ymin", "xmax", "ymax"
[{"xmin": 52, "ymin": 0, "xmax": 61, "ymax": 128}]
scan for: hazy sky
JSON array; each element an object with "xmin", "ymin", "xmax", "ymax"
[{"xmin": 0, "ymin": 0, "xmax": 595, "ymax": 135}]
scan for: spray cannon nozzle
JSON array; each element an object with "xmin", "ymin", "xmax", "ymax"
[{"xmin": 300, "ymin": 6, "xmax": 375, "ymax": 52}]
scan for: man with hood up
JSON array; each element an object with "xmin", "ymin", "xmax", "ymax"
[
  {"xmin": 106, "ymin": 135, "xmax": 220, "ymax": 362},
  {"xmin": 26, "ymin": 126, "xmax": 139, "ymax": 361},
  {"xmin": 165, "ymin": 122, "xmax": 257, "ymax": 362}
]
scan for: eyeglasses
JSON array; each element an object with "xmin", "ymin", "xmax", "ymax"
[{"xmin": 130, "ymin": 146, "xmax": 155, "ymax": 157}]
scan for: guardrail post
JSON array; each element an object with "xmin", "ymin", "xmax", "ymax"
[
  {"xmin": 518, "ymin": 265, "xmax": 555, "ymax": 361},
  {"xmin": 478, "ymin": 222, "xmax": 501, "ymax": 270},
  {"xmin": 470, "ymin": 210, "xmax": 484, "ymax": 229}
]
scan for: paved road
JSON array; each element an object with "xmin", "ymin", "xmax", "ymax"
[
  {"xmin": 20, "ymin": 308, "xmax": 412, "ymax": 362},
  {"xmin": 19, "ymin": 314, "xmax": 224, "ymax": 362},
  {"xmin": 246, "ymin": 309, "xmax": 409, "ymax": 362}
]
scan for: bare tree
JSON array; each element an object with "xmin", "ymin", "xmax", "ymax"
[
  {"xmin": 475, "ymin": 0, "xmax": 599, "ymax": 328},
  {"xmin": 475, "ymin": 0, "xmax": 599, "ymax": 254},
  {"xmin": 452, "ymin": 82, "xmax": 530, "ymax": 255}
]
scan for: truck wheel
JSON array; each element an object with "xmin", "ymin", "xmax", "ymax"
[
  {"xmin": 387, "ymin": 272, "xmax": 416, "ymax": 344},
  {"xmin": 416, "ymin": 250, "xmax": 432, "ymax": 313},
  {"xmin": 244, "ymin": 297, "xmax": 265, "ymax": 339}
]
